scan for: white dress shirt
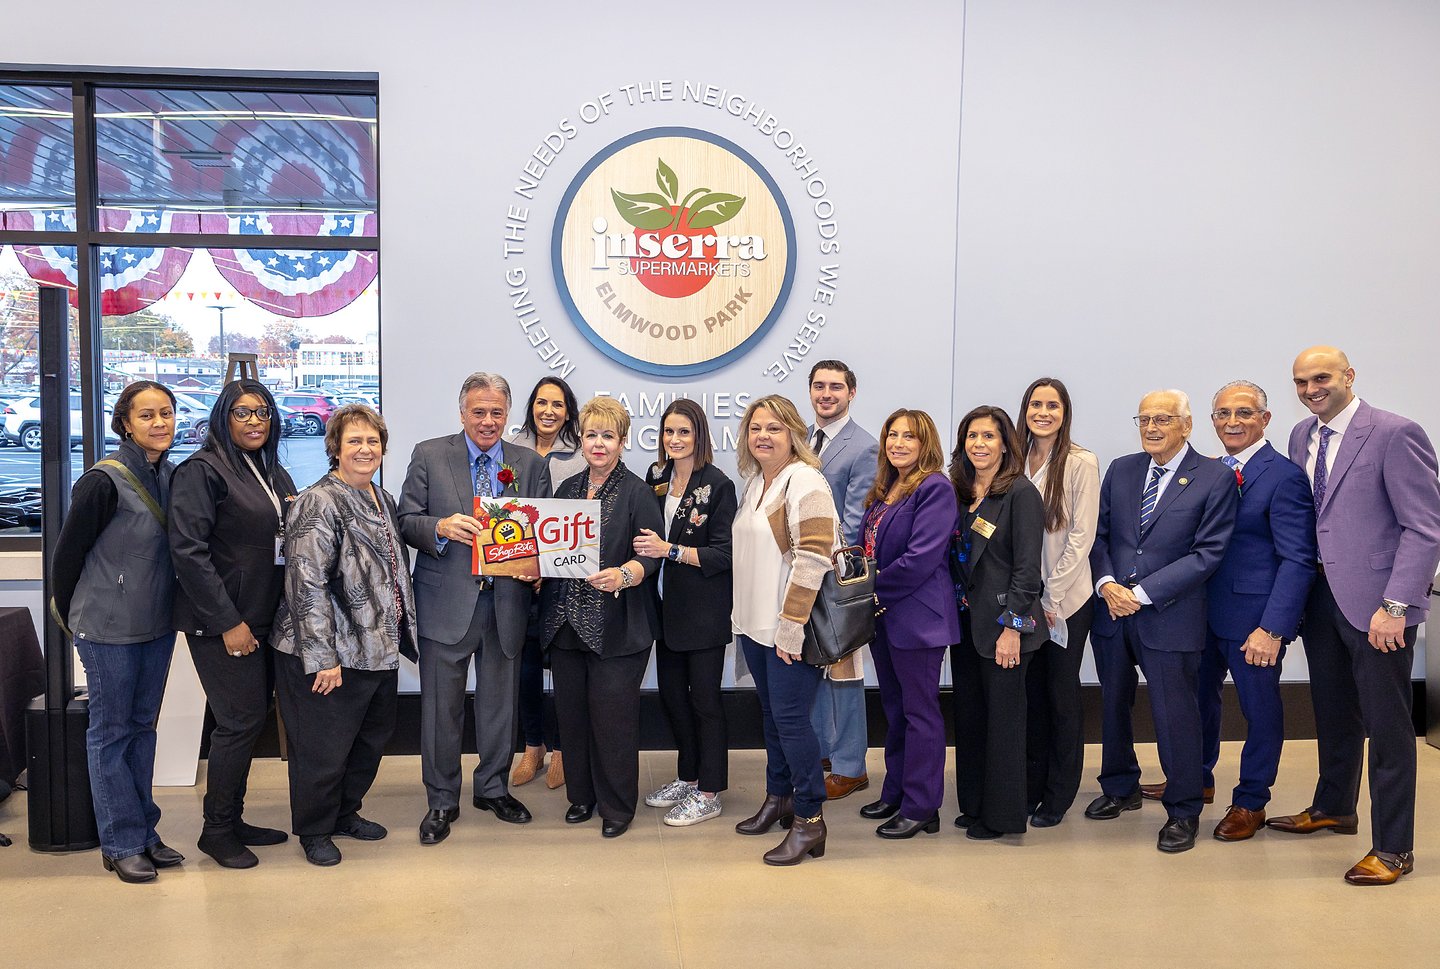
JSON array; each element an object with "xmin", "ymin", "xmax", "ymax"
[
  {"xmin": 1225, "ymin": 438, "xmax": 1268, "ymax": 474},
  {"xmin": 811, "ymin": 413, "xmax": 851, "ymax": 456},
  {"xmin": 1305, "ymin": 395, "xmax": 1361, "ymax": 484}
]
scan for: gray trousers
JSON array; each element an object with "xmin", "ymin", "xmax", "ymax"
[{"xmin": 418, "ymin": 591, "xmax": 520, "ymax": 810}]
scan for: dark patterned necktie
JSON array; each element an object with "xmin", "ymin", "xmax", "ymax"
[
  {"xmin": 475, "ymin": 453, "xmax": 493, "ymax": 499},
  {"xmin": 1139, "ymin": 466, "xmax": 1168, "ymax": 532},
  {"xmin": 1312, "ymin": 426, "xmax": 1335, "ymax": 512}
]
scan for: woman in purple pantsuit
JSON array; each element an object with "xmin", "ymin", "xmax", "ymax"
[{"xmin": 857, "ymin": 409, "xmax": 961, "ymax": 838}]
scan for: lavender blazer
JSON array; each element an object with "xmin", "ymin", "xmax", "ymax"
[
  {"xmin": 870, "ymin": 472, "xmax": 962, "ymax": 650},
  {"xmin": 1289, "ymin": 400, "xmax": 1440, "ymax": 631}
]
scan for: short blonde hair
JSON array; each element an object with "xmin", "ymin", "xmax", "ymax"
[
  {"xmin": 736, "ymin": 395, "xmax": 820, "ymax": 479},
  {"xmin": 578, "ymin": 395, "xmax": 631, "ymax": 439}
]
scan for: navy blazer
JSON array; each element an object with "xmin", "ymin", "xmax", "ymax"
[
  {"xmin": 1090, "ymin": 444, "xmax": 1238, "ymax": 653},
  {"xmin": 1205, "ymin": 442, "xmax": 1317, "ymax": 641},
  {"xmin": 869, "ymin": 472, "xmax": 962, "ymax": 651}
]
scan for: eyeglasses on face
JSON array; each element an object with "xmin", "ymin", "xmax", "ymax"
[
  {"xmin": 1210, "ymin": 408, "xmax": 1259, "ymax": 422},
  {"xmin": 230, "ymin": 406, "xmax": 273, "ymax": 422},
  {"xmin": 1133, "ymin": 414, "xmax": 1179, "ymax": 428}
]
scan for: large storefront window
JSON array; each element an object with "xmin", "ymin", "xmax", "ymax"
[{"xmin": 0, "ymin": 73, "xmax": 378, "ymax": 542}]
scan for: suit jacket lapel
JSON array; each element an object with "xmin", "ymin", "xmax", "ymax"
[
  {"xmin": 1142, "ymin": 446, "xmax": 1196, "ymax": 538},
  {"xmin": 495, "ymin": 443, "xmax": 517, "ymax": 497},
  {"xmin": 1238, "ymin": 442, "xmax": 1276, "ymax": 495},
  {"xmin": 872, "ymin": 490, "xmax": 905, "ymax": 556},
  {"xmin": 449, "ymin": 434, "xmax": 478, "ymax": 512},
  {"xmin": 817, "ymin": 421, "xmax": 850, "ymax": 472},
  {"xmin": 966, "ymin": 494, "xmax": 1002, "ymax": 568},
  {"xmin": 665, "ymin": 466, "xmax": 703, "ymax": 544},
  {"xmin": 1319, "ymin": 402, "xmax": 1373, "ymax": 516}
]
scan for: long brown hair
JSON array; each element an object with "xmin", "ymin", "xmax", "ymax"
[
  {"xmin": 865, "ymin": 409, "xmax": 945, "ymax": 508},
  {"xmin": 1019, "ymin": 376, "xmax": 1075, "ymax": 532},
  {"xmin": 949, "ymin": 406, "xmax": 1024, "ymax": 505}
]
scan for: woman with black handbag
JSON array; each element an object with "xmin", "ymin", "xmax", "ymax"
[
  {"xmin": 856, "ymin": 409, "xmax": 960, "ymax": 838},
  {"xmin": 730, "ymin": 394, "xmax": 839, "ymax": 866}
]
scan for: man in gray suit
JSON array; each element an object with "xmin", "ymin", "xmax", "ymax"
[
  {"xmin": 399, "ymin": 372, "xmax": 551, "ymax": 845},
  {"xmin": 806, "ymin": 359, "xmax": 880, "ymax": 800}
]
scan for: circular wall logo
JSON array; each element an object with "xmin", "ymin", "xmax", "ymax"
[{"xmin": 553, "ymin": 126, "xmax": 796, "ymax": 376}]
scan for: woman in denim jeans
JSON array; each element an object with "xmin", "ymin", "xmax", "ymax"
[{"xmin": 50, "ymin": 381, "xmax": 181, "ymax": 883}]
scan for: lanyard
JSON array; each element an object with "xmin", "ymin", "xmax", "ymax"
[{"xmin": 243, "ymin": 453, "xmax": 284, "ymax": 525}]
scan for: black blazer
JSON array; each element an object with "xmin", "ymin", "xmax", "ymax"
[
  {"xmin": 957, "ymin": 475, "xmax": 1046, "ymax": 658},
  {"xmin": 540, "ymin": 463, "xmax": 664, "ymax": 658},
  {"xmin": 645, "ymin": 461, "xmax": 737, "ymax": 651},
  {"xmin": 169, "ymin": 447, "xmax": 298, "ymax": 639}
]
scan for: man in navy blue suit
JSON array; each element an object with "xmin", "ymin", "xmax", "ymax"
[
  {"xmin": 1084, "ymin": 390, "xmax": 1238, "ymax": 853},
  {"xmin": 1196, "ymin": 380, "xmax": 1316, "ymax": 842}
]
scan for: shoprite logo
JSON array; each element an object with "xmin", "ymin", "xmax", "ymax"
[{"xmin": 553, "ymin": 127, "xmax": 795, "ymax": 376}]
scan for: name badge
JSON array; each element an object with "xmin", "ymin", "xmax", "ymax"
[
  {"xmin": 972, "ymin": 517, "xmax": 996, "ymax": 539},
  {"xmin": 275, "ymin": 534, "xmax": 286, "ymax": 566}
]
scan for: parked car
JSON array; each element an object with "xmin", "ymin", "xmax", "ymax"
[
  {"xmin": 275, "ymin": 392, "xmax": 338, "ymax": 436},
  {"xmin": 2, "ymin": 393, "xmax": 188, "ymax": 451}
]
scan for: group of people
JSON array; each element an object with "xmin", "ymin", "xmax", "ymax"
[{"xmin": 51, "ymin": 345, "xmax": 1440, "ymax": 885}]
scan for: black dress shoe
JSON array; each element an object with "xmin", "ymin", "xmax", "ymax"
[
  {"xmin": 859, "ymin": 798, "xmax": 900, "ymax": 820},
  {"xmin": 966, "ymin": 822, "xmax": 1003, "ymax": 840},
  {"xmin": 876, "ymin": 812, "xmax": 941, "ymax": 839},
  {"xmin": 235, "ymin": 821, "xmax": 288, "ymax": 846},
  {"xmin": 1083, "ymin": 791, "xmax": 1143, "ymax": 820},
  {"xmin": 565, "ymin": 803, "xmax": 595, "ymax": 824},
  {"xmin": 1158, "ymin": 817, "xmax": 1199, "ymax": 853},
  {"xmin": 419, "ymin": 808, "xmax": 459, "ymax": 846},
  {"xmin": 300, "ymin": 834, "xmax": 342, "ymax": 866},
  {"xmin": 1030, "ymin": 809, "xmax": 1065, "ymax": 828},
  {"xmin": 474, "ymin": 793, "xmax": 532, "ymax": 824},
  {"xmin": 334, "ymin": 814, "xmax": 387, "ymax": 841},
  {"xmin": 197, "ymin": 829, "xmax": 259, "ymax": 869},
  {"xmin": 953, "ymin": 812, "xmax": 976, "ymax": 829},
  {"xmin": 103, "ymin": 854, "xmax": 158, "ymax": 883},
  {"xmin": 601, "ymin": 818, "xmax": 630, "ymax": 838},
  {"xmin": 145, "ymin": 841, "xmax": 185, "ymax": 867}
]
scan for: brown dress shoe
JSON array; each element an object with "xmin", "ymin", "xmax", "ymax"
[
  {"xmin": 510, "ymin": 745, "xmax": 545, "ymax": 787},
  {"xmin": 1344, "ymin": 852, "xmax": 1414, "ymax": 886},
  {"xmin": 763, "ymin": 814, "xmax": 826, "ymax": 865},
  {"xmin": 1265, "ymin": 809, "xmax": 1359, "ymax": 835},
  {"xmin": 545, "ymin": 750, "xmax": 565, "ymax": 790},
  {"xmin": 1138, "ymin": 781, "xmax": 1213, "ymax": 803},
  {"xmin": 1213, "ymin": 805, "xmax": 1265, "ymax": 842},
  {"xmin": 824, "ymin": 773, "xmax": 870, "ymax": 800}
]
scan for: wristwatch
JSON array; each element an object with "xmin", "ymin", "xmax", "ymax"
[
  {"xmin": 1262, "ymin": 628, "xmax": 1283, "ymax": 641},
  {"xmin": 1382, "ymin": 598, "xmax": 1408, "ymax": 618},
  {"xmin": 667, "ymin": 544, "xmax": 682, "ymax": 562}
]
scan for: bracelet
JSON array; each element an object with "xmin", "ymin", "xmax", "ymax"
[{"xmin": 618, "ymin": 565, "xmax": 635, "ymax": 588}]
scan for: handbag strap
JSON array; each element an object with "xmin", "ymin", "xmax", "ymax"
[{"xmin": 96, "ymin": 459, "xmax": 166, "ymax": 529}]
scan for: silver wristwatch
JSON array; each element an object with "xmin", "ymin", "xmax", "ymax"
[{"xmin": 1382, "ymin": 598, "xmax": 1408, "ymax": 618}]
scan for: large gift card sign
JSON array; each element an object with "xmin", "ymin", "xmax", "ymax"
[{"xmin": 472, "ymin": 498, "xmax": 602, "ymax": 580}]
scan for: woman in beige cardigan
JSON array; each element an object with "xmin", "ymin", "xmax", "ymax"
[{"xmin": 730, "ymin": 394, "xmax": 838, "ymax": 866}]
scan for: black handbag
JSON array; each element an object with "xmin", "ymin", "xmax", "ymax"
[{"xmin": 801, "ymin": 545, "xmax": 878, "ymax": 666}]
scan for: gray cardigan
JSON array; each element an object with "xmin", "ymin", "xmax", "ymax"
[{"xmin": 272, "ymin": 473, "xmax": 419, "ymax": 673}]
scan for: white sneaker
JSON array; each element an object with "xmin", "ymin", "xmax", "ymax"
[
  {"xmin": 645, "ymin": 778, "xmax": 696, "ymax": 808},
  {"xmin": 664, "ymin": 791, "xmax": 722, "ymax": 827}
]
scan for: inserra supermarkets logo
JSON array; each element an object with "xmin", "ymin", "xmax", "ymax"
[{"xmin": 553, "ymin": 127, "xmax": 795, "ymax": 376}]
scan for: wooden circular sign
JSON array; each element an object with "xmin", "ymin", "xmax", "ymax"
[{"xmin": 553, "ymin": 127, "xmax": 796, "ymax": 375}]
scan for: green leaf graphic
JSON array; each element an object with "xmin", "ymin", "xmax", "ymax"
[
  {"xmin": 611, "ymin": 189, "xmax": 675, "ymax": 230},
  {"xmin": 656, "ymin": 158, "xmax": 679, "ymax": 203},
  {"xmin": 685, "ymin": 192, "xmax": 746, "ymax": 230}
]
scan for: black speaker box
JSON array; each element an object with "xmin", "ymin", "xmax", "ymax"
[{"xmin": 25, "ymin": 695, "xmax": 98, "ymax": 852}]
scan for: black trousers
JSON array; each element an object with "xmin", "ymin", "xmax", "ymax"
[
  {"xmin": 517, "ymin": 597, "xmax": 561, "ymax": 750},
  {"xmin": 550, "ymin": 626, "xmax": 649, "ymax": 824},
  {"xmin": 273, "ymin": 649, "xmax": 397, "ymax": 837},
  {"xmin": 1304, "ymin": 576, "xmax": 1417, "ymax": 854},
  {"xmin": 189, "ymin": 633, "xmax": 276, "ymax": 833},
  {"xmin": 654, "ymin": 639, "xmax": 728, "ymax": 793},
  {"xmin": 1024, "ymin": 597, "xmax": 1095, "ymax": 816},
  {"xmin": 952, "ymin": 620, "xmax": 1032, "ymax": 834}
]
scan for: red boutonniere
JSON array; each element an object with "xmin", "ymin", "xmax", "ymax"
[
  {"xmin": 1234, "ymin": 468, "xmax": 1244, "ymax": 490},
  {"xmin": 497, "ymin": 464, "xmax": 516, "ymax": 487}
]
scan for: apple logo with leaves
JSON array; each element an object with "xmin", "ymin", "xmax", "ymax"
[{"xmin": 610, "ymin": 157, "xmax": 745, "ymax": 299}]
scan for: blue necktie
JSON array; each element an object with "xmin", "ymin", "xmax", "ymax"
[
  {"xmin": 1312, "ymin": 426, "xmax": 1334, "ymax": 512},
  {"xmin": 1139, "ymin": 466, "xmax": 1168, "ymax": 533},
  {"xmin": 1221, "ymin": 455, "xmax": 1240, "ymax": 471},
  {"xmin": 475, "ymin": 453, "xmax": 493, "ymax": 499}
]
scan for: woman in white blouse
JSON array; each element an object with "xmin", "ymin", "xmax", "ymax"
[{"xmin": 1018, "ymin": 377, "xmax": 1100, "ymax": 828}]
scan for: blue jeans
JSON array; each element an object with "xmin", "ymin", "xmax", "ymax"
[
  {"xmin": 740, "ymin": 635, "xmax": 826, "ymax": 817},
  {"xmin": 76, "ymin": 634, "xmax": 176, "ymax": 859},
  {"xmin": 810, "ymin": 676, "xmax": 868, "ymax": 777}
]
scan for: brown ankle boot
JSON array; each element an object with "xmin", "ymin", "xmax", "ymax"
[
  {"xmin": 544, "ymin": 750, "xmax": 565, "ymax": 790},
  {"xmin": 763, "ymin": 814, "xmax": 826, "ymax": 865},
  {"xmin": 511, "ymin": 746, "xmax": 545, "ymax": 787},
  {"xmin": 735, "ymin": 794, "xmax": 795, "ymax": 836}
]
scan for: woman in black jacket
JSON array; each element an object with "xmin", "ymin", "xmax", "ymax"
[
  {"xmin": 949, "ymin": 405, "xmax": 1046, "ymax": 840},
  {"xmin": 540, "ymin": 396, "xmax": 664, "ymax": 838},
  {"xmin": 634, "ymin": 398, "xmax": 736, "ymax": 826},
  {"xmin": 51, "ymin": 381, "xmax": 181, "ymax": 883},
  {"xmin": 169, "ymin": 379, "xmax": 298, "ymax": 869}
]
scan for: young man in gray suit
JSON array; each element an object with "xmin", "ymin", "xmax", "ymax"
[
  {"xmin": 1267, "ymin": 346, "xmax": 1440, "ymax": 885},
  {"xmin": 398, "ymin": 372, "xmax": 551, "ymax": 845},
  {"xmin": 806, "ymin": 360, "xmax": 880, "ymax": 800}
]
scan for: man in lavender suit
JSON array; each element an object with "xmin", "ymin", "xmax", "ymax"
[{"xmin": 1267, "ymin": 346, "xmax": 1440, "ymax": 886}]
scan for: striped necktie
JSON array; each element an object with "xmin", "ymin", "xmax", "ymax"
[{"xmin": 1139, "ymin": 466, "xmax": 1168, "ymax": 533}]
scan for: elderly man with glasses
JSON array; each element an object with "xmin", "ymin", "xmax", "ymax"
[{"xmin": 1083, "ymin": 389, "xmax": 1238, "ymax": 854}]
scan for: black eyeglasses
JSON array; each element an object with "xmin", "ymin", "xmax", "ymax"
[{"xmin": 230, "ymin": 406, "xmax": 273, "ymax": 422}]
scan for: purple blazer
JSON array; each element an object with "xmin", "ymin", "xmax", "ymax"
[
  {"xmin": 868, "ymin": 472, "xmax": 962, "ymax": 650},
  {"xmin": 1289, "ymin": 400, "xmax": 1440, "ymax": 631}
]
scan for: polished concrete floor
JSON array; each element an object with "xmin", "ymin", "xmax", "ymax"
[{"xmin": 4, "ymin": 740, "xmax": 1440, "ymax": 969}]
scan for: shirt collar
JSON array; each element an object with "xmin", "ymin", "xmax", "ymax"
[
  {"xmin": 465, "ymin": 435, "xmax": 505, "ymax": 466},
  {"xmin": 1320, "ymin": 395, "xmax": 1361, "ymax": 436},
  {"xmin": 813, "ymin": 413, "xmax": 850, "ymax": 440},
  {"xmin": 1148, "ymin": 443, "xmax": 1189, "ymax": 476},
  {"xmin": 1229, "ymin": 439, "xmax": 1268, "ymax": 469}
]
